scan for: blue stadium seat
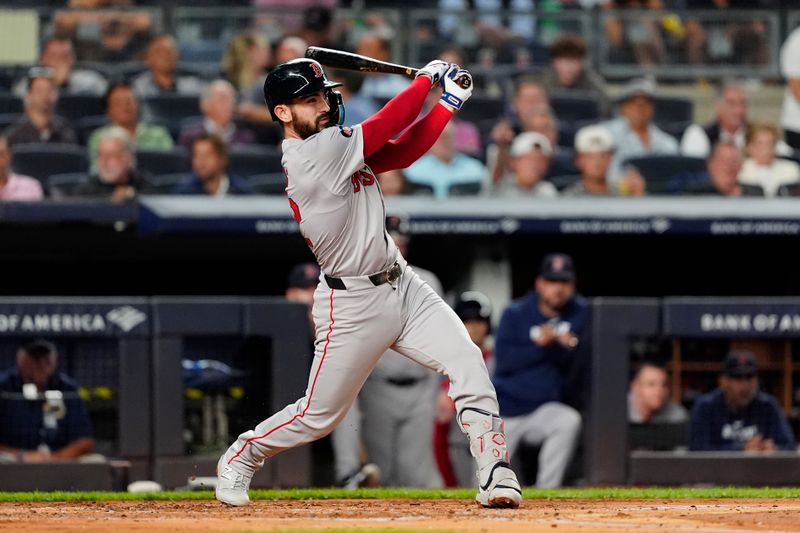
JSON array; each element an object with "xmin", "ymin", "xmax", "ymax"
[
  {"xmin": 135, "ymin": 149, "xmax": 190, "ymax": 176},
  {"xmin": 547, "ymin": 150, "xmax": 579, "ymax": 179},
  {"xmin": 57, "ymin": 95, "xmax": 105, "ymax": 122},
  {"xmin": 142, "ymin": 94, "xmax": 201, "ymax": 124},
  {"xmin": 76, "ymin": 115, "xmax": 109, "ymax": 145},
  {"xmin": 11, "ymin": 143, "xmax": 89, "ymax": 183},
  {"xmin": 0, "ymin": 113, "xmax": 21, "ymax": 131},
  {"xmin": 549, "ymin": 91, "xmax": 601, "ymax": 123},
  {"xmin": 0, "ymin": 92, "xmax": 23, "ymax": 114},
  {"xmin": 448, "ymin": 182, "xmax": 482, "ymax": 196},
  {"xmin": 246, "ymin": 173, "xmax": 287, "ymax": 195},
  {"xmin": 47, "ymin": 172, "xmax": 90, "ymax": 199},
  {"xmin": 141, "ymin": 173, "xmax": 187, "ymax": 195},
  {"xmin": 228, "ymin": 146, "xmax": 283, "ymax": 177},
  {"xmin": 651, "ymin": 96, "xmax": 694, "ymax": 126},
  {"xmin": 624, "ymin": 155, "xmax": 706, "ymax": 194}
]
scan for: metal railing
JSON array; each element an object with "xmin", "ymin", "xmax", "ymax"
[{"xmin": 4, "ymin": 6, "xmax": 800, "ymax": 82}]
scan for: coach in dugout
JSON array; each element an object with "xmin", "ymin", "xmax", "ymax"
[
  {"xmin": 0, "ymin": 340, "xmax": 94, "ymax": 462},
  {"xmin": 689, "ymin": 350, "xmax": 796, "ymax": 452},
  {"xmin": 492, "ymin": 253, "xmax": 587, "ymax": 488}
]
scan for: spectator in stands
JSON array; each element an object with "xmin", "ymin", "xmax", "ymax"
[
  {"xmin": 5, "ymin": 67, "xmax": 78, "ymax": 146},
  {"xmin": 435, "ymin": 291, "xmax": 494, "ymax": 488},
  {"xmin": 604, "ymin": 0, "xmax": 667, "ymax": 67},
  {"xmin": 508, "ymin": 77, "xmax": 550, "ymax": 134},
  {"xmin": 490, "ymin": 132, "xmax": 558, "ymax": 198},
  {"xmin": 178, "ymin": 80, "xmax": 255, "ymax": 152},
  {"xmin": 0, "ymin": 135, "xmax": 43, "ymax": 201},
  {"xmin": 174, "ymin": 133, "xmax": 252, "ymax": 196},
  {"xmin": 355, "ymin": 33, "xmax": 409, "ymax": 99},
  {"xmin": 88, "ymin": 81, "xmax": 174, "ymax": 166},
  {"xmin": 132, "ymin": 35, "xmax": 205, "ymax": 98},
  {"xmin": 681, "ymin": 82, "xmax": 748, "ymax": 158},
  {"xmin": 562, "ymin": 124, "xmax": 646, "ymax": 197},
  {"xmin": 689, "ymin": 350, "xmax": 796, "ymax": 452},
  {"xmin": 670, "ymin": 142, "xmax": 745, "ymax": 196},
  {"xmin": 493, "ymin": 253, "xmax": 586, "ymax": 488},
  {"xmin": 301, "ymin": 6, "xmax": 338, "ymax": 48},
  {"xmin": 237, "ymin": 35, "xmax": 308, "ymax": 125},
  {"xmin": 780, "ymin": 25, "xmax": 800, "ymax": 150},
  {"xmin": 0, "ymin": 340, "xmax": 94, "ymax": 462},
  {"xmin": 223, "ymin": 31, "xmax": 272, "ymax": 96},
  {"xmin": 628, "ymin": 362, "xmax": 688, "ymax": 424},
  {"xmin": 12, "ymin": 38, "xmax": 107, "ymax": 97},
  {"xmin": 75, "ymin": 126, "xmax": 152, "ymax": 202},
  {"xmin": 54, "ymin": 0, "xmax": 153, "ymax": 63},
  {"xmin": 738, "ymin": 122, "xmax": 800, "ymax": 198},
  {"xmin": 541, "ymin": 34, "xmax": 609, "ymax": 115},
  {"xmin": 488, "ymin": 106, "xmax": 559, "ymax": 187},
  {"xmin": 604, "ymin": 78, "xmax": 679, "ymax": 182},
  {"xmin": 405, "ymin": 122, "xmax": 486, "ymax": 199},
  {"xmin": 274, "ymin": 36, "xmax": 308, "ymax": 65}
]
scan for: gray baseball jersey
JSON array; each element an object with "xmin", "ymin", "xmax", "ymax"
[{"xmin": 282, "ymin": 124, "xmax": 398, "ymax": 278}]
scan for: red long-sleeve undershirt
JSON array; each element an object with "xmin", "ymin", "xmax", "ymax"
[{"xmin": 360, "ymin": 76, "xmax": 454, "ymax": 174}]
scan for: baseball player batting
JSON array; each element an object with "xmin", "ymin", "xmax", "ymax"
[{"xmin": 215, "ymin": 57, "xmax": 522, "ymax": 509}]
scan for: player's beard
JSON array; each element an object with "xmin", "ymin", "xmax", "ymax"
[{"xmin": 291, "ymin": 110, "xmax": 331, "ymax": 140}]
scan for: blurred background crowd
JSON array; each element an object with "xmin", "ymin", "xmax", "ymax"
[{"xmin": 1, "ymin": 0, "xmax": 800, "ymax": 200}]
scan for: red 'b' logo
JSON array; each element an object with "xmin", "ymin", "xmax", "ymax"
[{"xmin": 310, "ymin": 62, "xmax": 323, "ymax": 78}]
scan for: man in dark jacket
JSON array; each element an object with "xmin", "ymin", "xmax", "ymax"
[
  {"xmin": 174, "ymin": 133, "xmax": 252, "ymax": 196},
  {"xmin": 689, "ymin": 351, "xmax": 796, "ymax": 452},
  {"xmin": 493, "ymin": 253, "xmax": 588, "ymax": 488},
  {"xmin": 5, "ymin": 66, "xmax": 78, "ymax": 146}
]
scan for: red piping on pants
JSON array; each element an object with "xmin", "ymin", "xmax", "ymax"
[{"xmin": 228, "ymin": 289, "xmax": 335, "ymax": 464}]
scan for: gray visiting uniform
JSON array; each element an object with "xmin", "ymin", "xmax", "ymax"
[
  {"xmin": 333, "ymin": 267, "xmax": 444, "ymax": 488},
  {"xmin": 222, "ymin": 125, "xmax": 498, "ymax": 476}
]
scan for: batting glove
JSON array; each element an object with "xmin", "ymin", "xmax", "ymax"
[
  {"xmin": 440, "ymin": 65, "xmax": 473, "ymax": 111},
  {"xmin": 415, "ymin": 60, "xmax": 450, "ymax": 86}
]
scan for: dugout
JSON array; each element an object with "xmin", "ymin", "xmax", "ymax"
[
  {"xmin": 588, "ymin": 298, "xmax": 800, "ymax": 486},
  {"xmin": 151, "ymin": 296, "xmax": 312, "ymax": 489},
  {"xmin": 0, "ymin": 297, "xmax": 150, "ymax": 490}
]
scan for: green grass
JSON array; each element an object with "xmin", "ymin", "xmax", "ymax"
[{"xmin": 2, "ymin": 486, "xmax": 800, "ymax": 503}]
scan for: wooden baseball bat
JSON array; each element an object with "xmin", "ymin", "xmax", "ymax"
[{"xmin": 305, "ymin": 46, "xmax": 418, "ymax": 78}]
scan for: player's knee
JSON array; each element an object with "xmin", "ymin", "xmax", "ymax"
[{"xmin": 559, "ymin": 407, "xmax": 582, "ymax": 436}]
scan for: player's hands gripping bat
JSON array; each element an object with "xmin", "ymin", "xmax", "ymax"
[
  {"xmin": 414, "ymin": 60, "xmax": 450, "ymax": 86},
  {"xmin": 440, "ymin": 65, "xmax": 473, "ymax": 111}
]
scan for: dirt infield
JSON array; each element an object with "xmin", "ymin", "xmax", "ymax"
[{"xmin": 2, "ymin": 498, "xmax": 800, "ymax": 532}]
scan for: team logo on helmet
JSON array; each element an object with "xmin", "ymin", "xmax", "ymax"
[{"xmin": 310, "ymin": 62, "xmax": 324, "ymax": 78}]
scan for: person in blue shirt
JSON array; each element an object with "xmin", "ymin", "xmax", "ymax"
[
  {"xmin": 689, "ymin": 350, "xmax": 796, "ymax": 452},
  {"xmin": 0, "ymin": 339, "xmax": 94, "ymax": 462},
  {"xmin": 493, "ymin": 253, "xmax": 588, "ymax": 488}
]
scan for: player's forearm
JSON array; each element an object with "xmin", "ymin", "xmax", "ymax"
[
  {"xmin": 361, "ymin": 77, "xmax": 432, "ymax": 157},
  {"xmin": 51, "ymin": 437, "xmax": 95, "ymax": 460},
  {"xmin": 366, "ymin": 103, "xmax": 452, "ymax": 174}
]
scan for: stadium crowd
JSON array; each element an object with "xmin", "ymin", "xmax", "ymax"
[{"xmin": 1, "ymin": 2, "xmax": 800, "ymax": 200}]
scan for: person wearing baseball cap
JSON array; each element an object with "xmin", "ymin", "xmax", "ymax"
[
  {"xmin": 603, "ymin": 78, "xmax": 679, "ymax": 183},
  {"xmin": 560, "ymin": 124, "xmax": 645, "ymax": 197},
  {"xmin": 491, "ymin": 253, "xmax": 588, "ymax": 488},
  {"xmin": 688, "ymin": 350, "xmax": 795, "ymax": 452},
  {"xmin": 491, "ymin": 131, "xmax": 558, "ymax": 198}
]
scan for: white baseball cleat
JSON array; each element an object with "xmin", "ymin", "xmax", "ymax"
[
  {"xmin": 215, "ymin": 454, "xmax": 253, "ymax": 506},
  {"xmin": 475, "ymin": 462, "xmax": 523, "ymax": 509}
]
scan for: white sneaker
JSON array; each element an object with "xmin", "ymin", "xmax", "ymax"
[
  {"xmin": 475, "ymin": 462, "xmax": 522, "ymax": 509},
  {"xmin": 215, "ymin": 454, "xmax": 253, "ymax": 506}
]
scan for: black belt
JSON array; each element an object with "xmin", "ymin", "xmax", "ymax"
[
  {"xmin": 385, "ymin": 377, "xmax": 422, "ymax": 387},
  {"xmin": 324, "ymin": 262, "xmax": 402, "ymax": 290}
]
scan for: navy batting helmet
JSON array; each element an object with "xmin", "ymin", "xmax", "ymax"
[
  {"xmin": 454, "ymin": 291, "xmax": 493, "ymax": 330},
  {"xmin": 263, "ymin": 58, "xmax": 345, "ymax": 125}
]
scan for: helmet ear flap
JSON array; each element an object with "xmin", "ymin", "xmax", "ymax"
[{"xmin": 326, "ymin": 89, "xmax": 345, "ymax": 126}]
